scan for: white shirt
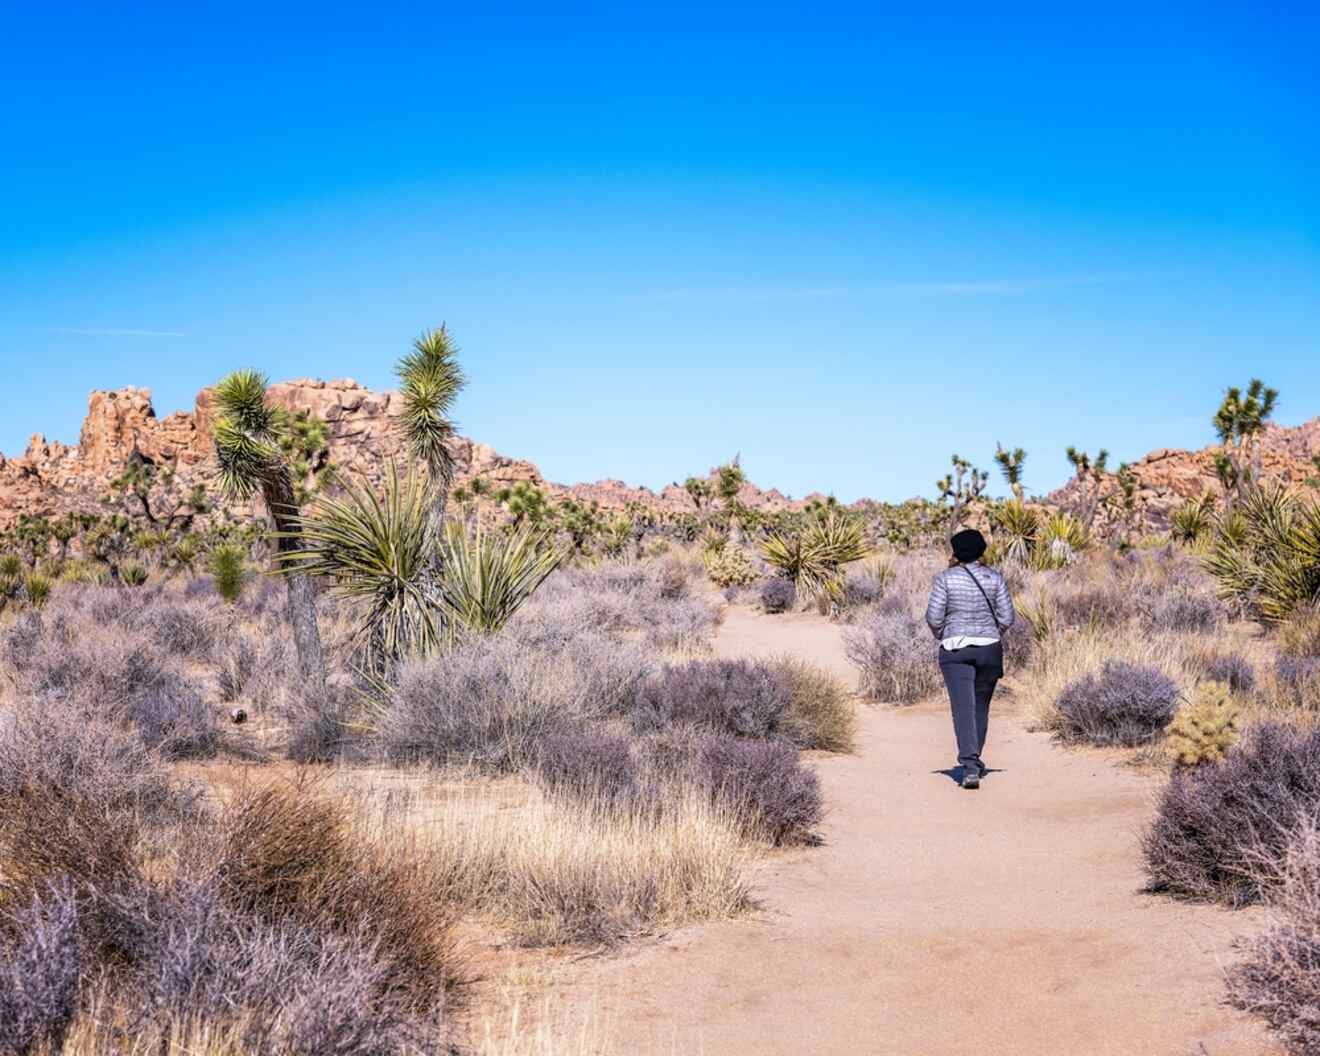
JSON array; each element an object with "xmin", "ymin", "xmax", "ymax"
[{"xmin": 940, "ymin": 635, "xmax": 999, "ymax": 651}]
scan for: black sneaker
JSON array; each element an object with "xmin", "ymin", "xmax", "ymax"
[{"xmin": 961, "ymin": 766, "xmax": 980, "ymax": 790}]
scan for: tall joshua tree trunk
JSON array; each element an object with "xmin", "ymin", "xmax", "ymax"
[
  {"xmin": 213, "ymin": 369, "xmax": 326, "ymax": 689},
  {"xmin": 262, "ymin": 467, "xmax": 326, "ymax": 686}
]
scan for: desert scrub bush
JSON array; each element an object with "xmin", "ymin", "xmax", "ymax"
[
  {"xmin": 1279, "ymin": 610, "xmax": 1320, "ymax": 658},
  {"xmin": 1226, "ymin": 817, "xmax": 1320, "ymax": 1053},
  {"xmin": 842, "ymin": 604, "xmax": 941, "ymax": 704},
  {"xmin": 1054, "ymin": 660, "xmax": 1180, "ymax": 747},
  {"xmin": 631, "ymin": 658, "xmax": 791, "ymax": 738},
  {"xmin": 702, "ymin": 545, "xmax": 758, "ymax": 588},
  {"xmin": 1166, "ymin": 681, "xmax": 1242, "ymax": 767},
  {"xmin": 378, "ymin": 632, "xmax": 619, "ymax": 770},
  {"xmin": 1271, "ymin": 654, "xmax": 1320, "ymax": 711},
  {"xmin": 212, "ymin": 782, "xmax": 467, "ymax": 1007},
  {"xmin": 695, "ymin": 734, "xmax": 823, "ymax": 846},
  {"xmin": 770, "ymin": 656, "xmax": 857, "ymax": 753},
  {"xmin": 533, "ymin": 731, "xmax": 642, "ymax": 809},
  {"xmin": 1143, "ymin": 722, "xmax": 1320, "ymax": 905},
  {"xmin": 0, "ymin": 879, "xmax": 81, "ymax": 1055},
  {"xmin": 1138, "ymin": 584, "xmax": 1225, "ymax": 633},
  {"xmin": 759, "ymin": 576, "xmax": 795, "ymax": 614},
  {"xmin": 1200, "ymin": 651, "xmax": 1257, "ymax": 694}
]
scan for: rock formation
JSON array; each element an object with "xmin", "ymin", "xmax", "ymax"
[{"xmin": 4, "ymin": 378, "xmax": 1319, "ymax": 534}]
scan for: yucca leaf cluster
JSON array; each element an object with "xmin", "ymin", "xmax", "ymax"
[
  {"xmin": 1204, "ymin": 483, "xmax": 1320, "ymax": 622},
  {"xmin": 433, "ymin": 521, "xmax": 564, "ymax": 634},
  {"xmin": 761, "ymin": 512, "xmax": 869, "ymax": 602},
  {"xmin": 396, "ymin": 327, "xmax": 466, "ymax": 492}
]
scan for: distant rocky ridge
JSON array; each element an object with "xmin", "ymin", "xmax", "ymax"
[
  {"xmin": 4, "ymin": 379, "xmax": 1319, "ymax": 533},
  {"xmin": 0, "ymin": 380, "xmax": 817, "ymax": 531},
  {"xmin": 1044, "ymin": 419, "xmax": 1320, "ymax": 529}
]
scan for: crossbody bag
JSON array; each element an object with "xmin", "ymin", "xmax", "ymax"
[{"xmin": 958, "ymin": 565, "xmax": 1004, "ymax": 635}]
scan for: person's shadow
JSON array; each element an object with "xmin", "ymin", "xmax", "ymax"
[{"xmin": 932, "ymin": 767, "xmax": 1005, "ymax": 785}]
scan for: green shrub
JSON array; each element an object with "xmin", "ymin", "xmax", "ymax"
[
  {"xmin": 209, "ymin": 544, "xmax": 248, "ymax": 604},
  {"xmin": 118, "ymin": 561, "xmax": 149, "ymax": 587}
]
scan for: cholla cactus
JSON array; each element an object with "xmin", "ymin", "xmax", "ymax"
[
  {"xmin": 703, "ymin": 545, "xmax": 758, "ymax": 588},
  {"xmin": 1167, "ymin": 681, "xmax": 1242, "ymax": 768}
]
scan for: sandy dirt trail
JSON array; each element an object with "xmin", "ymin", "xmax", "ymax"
[{"xmin": 549, "ymin": 605, "xmax": 1280, "ymax": 1056}]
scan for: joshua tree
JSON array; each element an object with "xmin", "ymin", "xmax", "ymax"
[
  {"xmin": 994, "ymin": 443, "xmax": 1027, "ymax": 501},
  {"xmin": 106, "ymin": 448, "xmax": 210, "ymax": 536},
  {"xmin": 936, "ymin": 454, "xmax": 988, "ymax": 532},
  {"xmin": 683, "ymin": 476, "xmax": 711, "ymax": 510},
  {"xmin": 212, "ymin": 369, "xmax": 326, "ymax": 686},
  {"xmin": 1065, "ymin": 446, "xmax": 1110, "ymax": 530},
  {"xmin": 395, "ymin": 326, "xmax": 468, "ymax": 549},
  {"xmin": 497, "ymin": 481, "xmax": 550, "ymax": 528},
  {"xmin": 716, "ymin": 456, "xmax": 747, "ymax": 543},
  {"xmin": 1213, "ymin": 378, "xmax": 1278, "ymax": 508}
]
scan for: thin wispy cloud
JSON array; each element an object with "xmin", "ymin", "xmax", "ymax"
[
  {"xmin": 632, "ymin": 272, "xmax": 1154, "ymax": 303},
  {"xmin": 49, "ymin": 327, "xmax": 188, "ymax": 338}
]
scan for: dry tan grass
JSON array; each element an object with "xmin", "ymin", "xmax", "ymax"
[{"xmin": 347, "ymin": 772, "xmax": 756, "ymax": 947}]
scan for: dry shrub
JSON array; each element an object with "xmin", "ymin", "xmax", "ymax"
[
  {"xmin": 1227, "ymin": 817, "xmax": 1320, "ymax": 1053},
  {"xmin": 1054, "ymin": 660, "xmax": 1180, "ymax": 747},
  {"xmin": 1279, "ymin": 611, "xmax": 1320, "ymax": 658},
  {"xmin": 0, "ymin": 880, "xmax": 81, "ymax": 1055},
  {"xmin": 770, "ymin": 656, "xmax": 857, "ymax": 753},
  {"xmin": 631, "ymin": 658, "xmax": 791, "ymax": 738},
  {"xmin": 1271, "ymin": 654, "xmax": 1320, "ymax": 711},
  {"xmin": 695, "ymin": 735, "xmax": 823, "ymax": 846},
  {"xmin": 842, "ymin": 604, "xmax": 941, "ymax": 704},
  {"xmin": 759, "ymin": 576, "xmax": 796, "ymax": 614},
  {"xmin": 1200, "ymin": 651, "xmax": 1258, "ymax": 694},
  {"xmin": 1144, "ymin": 722, "xmax": 1320, "ymax": 906},
  {"xmin": 1017, "ymin": 623, "xmax": 1203, "ymax": 734},
  {"xmin": 213, "ymin": 782, "xmax": 467, "ymax": 1007}
]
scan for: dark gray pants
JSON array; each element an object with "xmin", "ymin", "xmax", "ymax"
[{"xmin": 938, "ymin": 642, "xmax": 1004, "ymax": 772}]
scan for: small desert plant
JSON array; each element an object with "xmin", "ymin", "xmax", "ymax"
[
  {"xmin": 1170, "ymin": 493, "xmax": 1216, "ymax": 545},
  {"xmin": 22, "ymin": 572, "xmax": 52, "ymax": 608},
  {"xmin": 1143, "ymin": 722, "xmax": 1320, "ymax": 905},
  {"xmin": 702, "ymin": 545, "xmax": 757, "ymax": 588},
  {"xmin": 1054, "ymin": 660, "xmax": 1180, "ymax": 747},
  {"xmin": 631, "ymin": 658, "xmax": 791, "ymax": 739},
  {"xmin": 207, "ymin": 543, "xmax": 249, "ymax": 604},
  {"xmin": 1279, "ymin": 610, "xmax": 1320, "ymax": 658},
  {"xmin": 118, "ymin": 560, "xmax": 149, "ymax": 587},
  {"xmin": 759, "ymin": 576, "xmax": 796, "ymax": 614},
  {"xmin": 1166, "ymin": 681, "xmax": 1242, "ymax": 768},
  {"xmin": 842, "ymin": 604, "xmax": 942, "ymax": 704},
  {"xmin": 771, "ymin": 655, "xmax": 857, "ymax": 752},
  {"xmin": 990, "ymin": 498, "xmax": 1040, "ymax": 565},
  {"xmin": 1201, "ymin": 651, "xmax": 1257, "ymax": 694},
  {"xmin": 695, "ymin": 734, "xmax": 823, "ymax": 845}
]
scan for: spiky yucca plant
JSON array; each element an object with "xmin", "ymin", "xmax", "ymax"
[
  {"xmin": 434, "ymin": 521, "xmax": 563, "ymax": 634},
  {"xmin": 1204, "ymin": 483, "xmax": 1320, "ymax": 622},
  {"xmin": 1171, "ymin": 493, "xmax": 1217, "ymax": 546},
  {"xmin": 761, "ymin": 512, "xmax": 869, "ymax": 603},
  {"xmin": 212, "ymin": 368, "xmax": 326, "ymax": 684},
  {"xmin": 280, "ymin": 464, "xmax": 441, "ymax": 673},
  {"xmin": 990, "ymin": 499, "xmax": 1040, "ymax": 566},
  {"xmin": 208, "ymin": 543, "xmax": 248, "ymax": 604},
  {"xmin": 396, "ymin": 327, "xmax": 466, "ymax": 546}
]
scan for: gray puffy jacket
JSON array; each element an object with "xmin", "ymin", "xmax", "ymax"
[{"xmin": 924, "ymin": 562, "xmax": 1016, "ymax": 640}]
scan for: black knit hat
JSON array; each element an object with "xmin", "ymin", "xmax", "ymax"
[{"xmin": 950, "ymin": 528, "xmax": 987, "ymax": 563}]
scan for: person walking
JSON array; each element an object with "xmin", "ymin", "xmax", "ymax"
[{"xmin": 925, "ymin": 528, "xmax": 1016, "ymax": 789}]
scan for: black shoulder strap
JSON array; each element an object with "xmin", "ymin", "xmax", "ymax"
[{"xmin": 959, "ymin": 565, "xmax": 1003, "ymax": 632}]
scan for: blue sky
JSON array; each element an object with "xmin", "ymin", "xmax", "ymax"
[{"xmin": 2, "ymin": 3, "xmax": 1316, "ymax": 501}]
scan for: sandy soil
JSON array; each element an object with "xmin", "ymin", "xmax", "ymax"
[{"xmin": 543, "ymin": 604, "xmax": 1281, "ymax": 1056}]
